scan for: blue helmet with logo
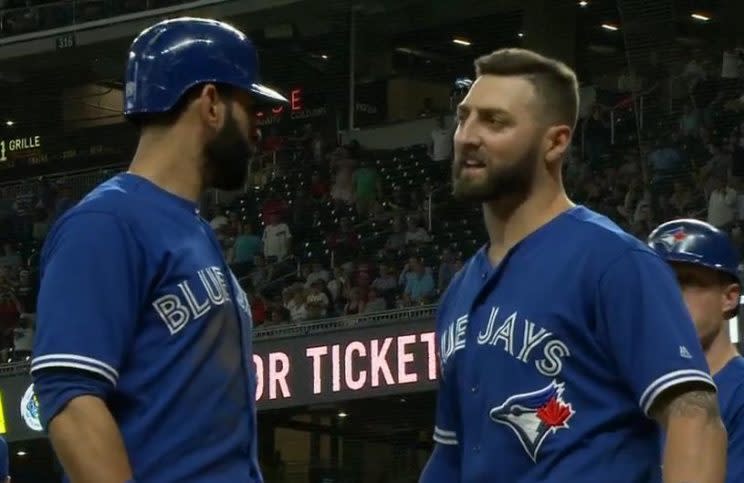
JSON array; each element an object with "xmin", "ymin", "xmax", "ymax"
[
  {"xmin": 123, "ymin": 17, "xmax": 287, "ymax": 118},
  {"xmin": 647, "ymin": 218, "xmax": 740, "ymax": 281}
]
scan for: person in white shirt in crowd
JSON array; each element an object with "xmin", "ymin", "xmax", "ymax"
[
  {"xmin": 708, "ymin": 175, "xmax": 738, "ymax": 229},
  {"xmin": 13, "ymin": 313, "xmax": 34, "ymax": 360},
  {"xmin": 404, "ymin": 216, "xmax": 431, "ymax": 245},
  {"xmin": 326, "ymin": 266, "xmax": 349, "ymax": 306},
  {"xmin": 429, "ymin": 116, "xmax": 453, "ymax": 164},
  {"xmin": 262, "ymin": 213, "xmax": 292, "ymax": 261},
  {"xmin": 284, "ymin": 284, "xmax": 308, "ymax": 323},
  {"xmin": 305, "ymin": 279, "xmax": 330, "ymax": 318}
]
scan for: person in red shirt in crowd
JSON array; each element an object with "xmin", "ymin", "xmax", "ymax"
[
  {"xmin": 261, "ymin": 189, "xmax": 289, "ymax": 222},
  {"xmin": 249, "ymin": 292, "xmax": 267, "ymax": 327}
]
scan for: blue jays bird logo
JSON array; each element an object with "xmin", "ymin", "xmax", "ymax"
[
  {"xmin": 657, "ymin": 227, "xmax": 688, "ymax": 250},
  {"xmin": 489, "ymin": 381, "xmax": 574, "ymax": 462}
]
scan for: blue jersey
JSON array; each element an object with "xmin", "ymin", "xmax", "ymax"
[
  {"xmin": 32, "ymin": 173, "xmax": 261, "ymax": 483},
  {"xmin": 714, "ymin": 356, "xmax": 744, "ymax": 483},
  {"xmin": 431, "ymin": 206, "xmax": 714, "ymax": 483}
]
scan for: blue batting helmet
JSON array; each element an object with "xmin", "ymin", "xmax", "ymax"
[
  {"xmin": 647, "ymin": 218, "xmax": 740, "ymax": 281},
  {"xmin": 123, "ymin": 17, "xmax": 287, "ymax": 118}
]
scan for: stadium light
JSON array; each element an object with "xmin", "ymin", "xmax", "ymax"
[
  {"xmin": 16, "ymin": 451, "xmax": 26, "ymax": 456},
  {"xmin": 691, "ymin": 13, "xmax": 710, "ymax": 22},
  {"xmin": 579, "ymin": 1, "xmax": 588, "ymax": 6},
  {"xmin": 601, "ymin": 23, "xmax": 619, "ymax": 31},
  {"xmin": 518, "ymin": 32, "xmax": 524, "ymax": 38},
  {"xmin": 5, "ymin": 121, "xmax": 13, "ymax": 126},
  {"xmin": 321, "ymin": 54, "xmax": 329, "ymax": 59},
  {"xmin": 452, "ymin": 38, "xmax": 471, "ymax": 46},
  {"xmin": 337, "ymin": 411, "xmax": 348, "ymax": 418}
]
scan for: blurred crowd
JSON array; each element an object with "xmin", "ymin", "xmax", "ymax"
[{"xmin": 2, "ymin": 47, "xmax": 744, "ymax": 363}]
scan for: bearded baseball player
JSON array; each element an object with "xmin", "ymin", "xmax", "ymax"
[
  {"xmin": 31, "ymin": 17, "xmax": 287, "ymax": 483},
  {"xmin": 420, "ymin": 48, "xmax": 726, "ymax": 483}
]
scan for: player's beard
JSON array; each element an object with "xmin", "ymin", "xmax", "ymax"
[
  {"xmin": 451, "ymin": 142, "xmax": 539, "ymax": 204},
  {"xmin": 204, "ymin": 110, "xmax": 255, "ymax": 191}
]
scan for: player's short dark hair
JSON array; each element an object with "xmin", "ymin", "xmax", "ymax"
[
  {"xmin": 129, "ymin": 83, "xmax": 235, "ymax": 129},
  {"xmin": 474, "ymin": 48, "xmax": 579, "ymax": 131}
]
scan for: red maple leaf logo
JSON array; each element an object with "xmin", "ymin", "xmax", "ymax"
[
  {"xmin": 673, "ymin": 229, "xmax": 687, "ymax": 241},
  {"xmin": 536, "ymin": 396, "xmax": 572, "ymax": 427}
]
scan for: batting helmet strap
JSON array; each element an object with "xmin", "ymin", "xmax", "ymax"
[
  {"xmin": 647, "ymin": 218, "xmax": 740, "ymax": 280},
  {"xmin": 124, "ymin": 17, "xmax": 287, "ymax": 118}
]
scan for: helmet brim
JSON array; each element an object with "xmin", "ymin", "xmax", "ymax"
[{"xmin": 250, "ymin": 83, "xmax": 288, "ymax": 105}]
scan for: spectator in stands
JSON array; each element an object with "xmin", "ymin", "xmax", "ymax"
[
  {"xmin": 250, "ymin": 254, "xmax": 271, "ymax": 288},
  {"xmin": 399, "ymin": 257, "xmax": 435, "ymax": 306},
  {"xmin": 262, "ymin": 213, "xmax": 292, "ymax": 262},
  {"xmin": 15, "ymin": 269, "xmax": 35, "ymax": 314},
  {"xmin": 404, "ymin": 215, "xmax": 431, "ymax": 245},
  {"xmin": 352, "ymin": 158, "xmax": 381, "ymax": 215},
  {"xmin": 284, "ymin": 284, "xmax": 308, "ymax": 322},
  {"xmin": 363, "ymin": 287, "xmax": 387, "ymax": 314},
  {"xmin": 229, "ymin": 221, "xmax": 261, "ymax": 268},
  {"xmin": 13, "ymin": 314, "xmax": 33, "ymax": 361},
  {"xmin": 331, "ymin": 164, "xmax": 354, "ymax": 205},
  {"xmin": 371, "ymin": 263, "xmax": 398, "ymax": 300},
  {"xmin": 327, "ymin": 266, "xmax": 349, "ymax": 306},
  {"xmin": 52, "ymin": 183, "xmax": 75, "ymax": 221},
  {"xmin": 343, "ymin": 287, "xmax": 363, "ymax": 315},
  {"xmin": 304, "ymin": 262, "xmax": 330, "ymax": 288},
  {"xmin": 264, "ymin": 306, "xmax": 289, "ymax": 326},
  {"xmin": 428, "ymin": 116, "xmax": 453, "ymax": 168},
  {"xmin": 708, "ymin": 175, "xmax": 738, "ymax": 228},
  {"xmin": 384, "ymin": 215, "xmax": 406, "ymax": 253},
  {"xmin": 306, "ymin": 280, "xmax": 330, "ymax": 318}
]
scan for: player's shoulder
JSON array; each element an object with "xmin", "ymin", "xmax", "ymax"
[
  {"xmin": 561, "ymin": 205, "xmax": 659, "ymax": 262},
  {"xmin": 716, "ymin": 356, "xmax": 744, "ymax": 396}
]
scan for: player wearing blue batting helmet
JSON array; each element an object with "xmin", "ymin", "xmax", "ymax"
[
  {"xmin": 33, "ymin": 17, "xmax": 276, "ymax": 483},
  {"xmin": 649, "ymin": 218, "xmax": 744, "ymax": 483}
]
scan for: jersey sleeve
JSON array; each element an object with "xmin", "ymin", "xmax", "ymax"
[
  {"xmin": 31, "ymin": 211, "xmax": 144, "ymax": 387},
  {"xmin": 596, "ymin": 248, "xmax": 715, "ymax": 416},
  {"xmin": 432, "ymin": 369, "xmax": 460, "ymax": 446},
  {"xmin": 723, "ymin": 385, "xmax": 744, "ymax": 483}
]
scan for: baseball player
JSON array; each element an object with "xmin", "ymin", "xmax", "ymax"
[
  {"xmin": 31, "ymin": 18, "xmax": 287, "ymax": 483},
  {"xmin": 420, "ymin": 48, "xmax": 726, "ymax": 483},
  {"xmin": 649, "ymin": 219, "xmax": 744, "ymax": 483}
]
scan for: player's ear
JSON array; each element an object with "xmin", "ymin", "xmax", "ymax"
[
  {"xmin": 721, "ymin": 282, "xmax": 740, "ymax": 314},
  {"xmin": 543, "ymin": 124, "xmax": 572, "ymax": 166},
  {"xmin": 196, "ymin": 83, "xmax": 227, "ymax": 132}
]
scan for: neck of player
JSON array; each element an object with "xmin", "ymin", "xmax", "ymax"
[
  {"xmin": 483, "ymin": 175, "xmax": 574, "ymax": 265},
  {"xmin": 706, "ymin": 322, "xmax": 740, "ymax": 375},
  {"xmin": 128, "ymin": 125, "xmax": 205, "ymax": 203}
]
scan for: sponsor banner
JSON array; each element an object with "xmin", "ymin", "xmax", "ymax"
[{"xmin": 0, "ymin": 318, "xmax": 437, "ymax": 441}]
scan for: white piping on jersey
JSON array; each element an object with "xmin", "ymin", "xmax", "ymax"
[
  {"xmin": 639, "ymin": 369, "xmax": 715, "ymax": 415},
  {"xmin": 433, "ymin": 426, "xmax": 458, "ymax": 445},
  {"xmin": 31, "ymin": 353, "xmax": 119, "ymax": 386}
]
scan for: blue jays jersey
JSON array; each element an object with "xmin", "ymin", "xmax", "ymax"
[
  {"xmin": 32, "ymin": 173, "xmax": 261, "ymax": 483},
  {"xmin": 714, "ymin": 356, "xmax": 744, "ymax": 483},
  {"xmin": 432, "ymin": 206, "xmax": 714, "ymax": 483}
]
